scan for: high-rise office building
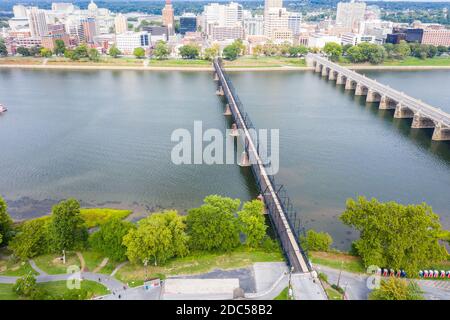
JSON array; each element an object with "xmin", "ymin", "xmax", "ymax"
[
  {"xmin": 81, "ymin": 17, "xmax": 97, "ymax": 43},
  {"xmin": 114, "ymin": 13, "xmax": 127, "ymax": 34},
  {"xmin": 13, "ymin": 5, "xmax": 27, "ymax": 19},
  {"xmin": 288, "ymin": 12, "xmax": 302, "ymax": 35},
  {"xmin": 180, "ymin": 13, "xmax": 197, "ymax": 35},
  {"xmin": 264, "ymin": 7, "xmax": 291, "ymax": 41},
  {"xmin": 202, "ymin": 2, "xmax": 243, "ymax": 37},
  {"xmin": 336, "ymin": 1, "xmax": 366, "ymax": 32},
  {"xmin": 264, "ymin": 0, "xmax": 283, "ymax": 20},
  {"xmin": 162, "ymin": 0, "xmax": 175, "ymax": 35},
  {"xmin": 27, "ymin": 7, "xmax": 48, "ymax": 38}
]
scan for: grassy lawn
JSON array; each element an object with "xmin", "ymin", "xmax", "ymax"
[
  {"xmin": 274, "ymin": 287, "xmax": 290, "ymax": 300},
  {"xmin": 115, "ymin": 247, "xmax": 284, "ymax": 285},
  {"xmin": 0, "ymin": 284, "xmax": 17, "ymax": 300},
  {"xmin": 148, "ymin": 59, "xmax": 211, "ymax": 67},
  {"xmin": 33, "ymin": 252, "xmax": 81, "ymax": 275},
  {"xmin": 325, "ymin": 287, "xmax": 344, "ymax": 300},
  {"xmin": 0, "ymin": 260, "xmax": 38, "ymax": 277},
  {"xmin": 78, "ymin": 250, "xmax": 105, "ymax": 271},
  {"xmin": 224, "ymin": 56, "xmax": 307, "ymax": 68},
  {"xmin": 0, "ymin": 281, "xmax": 108, "ymax": 300},
  {"xmin": 381, "ymin": 56, "xmax": 450, "ymax": 66},
  {"xmin": 38, "ymin": 280, "xmax": 109, "ymax": 299},
  {"xmin": 310, "ymin": 251, "xmax": 366, "ymax": 274},
  {"xmin": 80, "ymin": 208, "xmax": 132, "ymax": 228}
]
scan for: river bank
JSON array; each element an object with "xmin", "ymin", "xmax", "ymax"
[{"xmin": 2, "ymin": 61, "xmax": 450, "ymax": 72}]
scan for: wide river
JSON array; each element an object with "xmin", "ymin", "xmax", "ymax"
[{"xmin": 0, "ymin": 68, "xmax": 449, "ymax": 249}]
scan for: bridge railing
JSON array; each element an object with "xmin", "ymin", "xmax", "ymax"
[{"xmin": 214, "ymin": 58, "xmax": 310, "ymax": 271}]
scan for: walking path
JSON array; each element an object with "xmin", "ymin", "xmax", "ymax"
[
  {"xmin": 76, "ymin": 252, "xmax": 87, "ymax": 272},
  {"xmin": 93, "ymin": 258, "xmax": 109, "ymax": 273},
  {"xmin": 29, "ymin": 259, "xmax": 48, "ymax": 276},
  {"xmin": 110, "ymin": 261, "xmax": 128, "ymax": 277}
]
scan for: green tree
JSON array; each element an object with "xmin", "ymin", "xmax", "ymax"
[
  {"xmin": 237, "ymin": 200, "xmax": 267, "ymax": 247},
  {"xmin": 89, "ymin": 218, "xmax": 133, "ymax": 261},
  {"xmin": 88, "ymin": 48, "xmax": 100, "ymax": 62},
  {"xmin": 323, "ymin": 42, "xmax": 343, "ymax": 61},
  {"xmin": 12, "ymin": 274, "xmax": 38, "ymax": 297},
  {"xmin": 346, "ymin": 45, "xmax": 365, "ymax": 63},
  {"xmin": 340, "ymin": 197, "xmax": 448, "ymax": 275},
  {"xmin": 342, "ymin": 44, "xmax": 353, "ymax": 55},
  {"xmin": 108, "ymin": 45, "xmax": 121, "ymax": 58},
  {"xmin": 16, "ymin": 46, "xmax": 31, "ymax": 56},
  {"xmin": 29, "ymin": 46, "xmax": 41, "ymax": 57},
  {"xmin": 123, "ymin": 211, "xmax": 188, "ymax": 266},
  {"xmin": 186, "ymin": 195, "xmax": 241, "ymax": 251},
  {"xmin": 179, "ymin": 45, "xmax": 200, "ymax": 59},
  {"xmin": 0, "ymin": 39, "xmax": 7, "ymax": 57},
  {"xmin": 153, "ymin": 40, "xmax": 169, "ymax": 60},
  {"xmin": 394, "ymin": 40, "xmax": 411, "ymax": 59},
  {"xmin": 40, "ymin": 48, "xmax": 52, "ymax": 58},
  {"xmin": 74, "ymin": 44, "xmax": 89, "ymax": 59},
  {"xmin": 301, "ymin": 229, "xmax": 333, "ymax": 252},
  {"xmin": 203, "ymin": 44, "xmax": 220, "ymax": 61},
  {"xmin": 0, "ymin": 196, "xmax": 13, "ymax": 245},
  {"xmin": 222, "ymin": 44, "xmax": 240, "ymax": 61},
  {"xmin": 369, "ymin": 278, "xmax": 423, "ymax": 300},
  {"xmin": 49, "ymin": 199, "xmax": 87, "ymax": 252},
  {"xmin": 133, "ymin": 47, "xmax": 146, "ymax": 59},
  {"xmin": 288, "ymin": 45, "xmax": 308, "ymax": 57},
  {"xmin": 9, "ymin": 218, "xmax": 50, "ymax": 259},
  {"xmin": 54, "ymin": 39, "xmax": 66, "ymax": 56}
]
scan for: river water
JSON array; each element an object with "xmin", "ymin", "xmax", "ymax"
[{"xmin": 0, "ymin": 68, "xmax": 449, "ymax": 248}]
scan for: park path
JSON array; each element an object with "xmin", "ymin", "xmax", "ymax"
[
  {"xmin": 76, "ymin": 252, "xmax": 87, "ymax": 272},
  {"xmin": 110, "ymin": 261, "xmax": 128, "ymax": 277},
  {"xmin": 28, "ymin": 259, "xmax": 48, "ymax": 276},
  {"xmin": 93, "ymin": 258, "xmax": 109, "ymax": 273}
]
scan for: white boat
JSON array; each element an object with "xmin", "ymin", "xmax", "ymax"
[{"xmin": 0, "ymin": 104, "xmax": 7, "ymax": 113}]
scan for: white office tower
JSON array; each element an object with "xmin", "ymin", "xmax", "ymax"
[
  {"xmin": 288, "ymin": 12, "xmax": 302, "ymax": 36},
  {"xmin": 336, "ymin": 1, "xmax": 367, "ymax": 33},
  {"xmin": 114, "ymin": 13, "xmax": 128, "ymax": 34},
  {"xmin": 13, "ymin": 5, "xmax": 27, "ymax": 18},
  {"xmin": 264, "ymin": 0, "xmax": 283, "ymax": 21},
  {"xmin": 202, "ymin": 2, "xmax": 244, "ymax": 40},
  {"xmin": 27, "ymin": 7, "xmax": 48, "ymax": 38},
  {"xmin": 243, "ymin": 11, "xmax": 264, "ymax": 36},
  {"xmin": 264, "ymin": 7, "xmax": 292, "ymax": 42}
]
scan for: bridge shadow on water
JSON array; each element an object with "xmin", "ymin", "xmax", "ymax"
[{"xmin": 319, "ymin": 73, "xmax": 450, "ymax": 167}]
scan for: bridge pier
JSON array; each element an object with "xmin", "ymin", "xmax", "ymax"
[
  {"xmin": 345, "ymin": 79, "xmax": 356, "ymax": 90},
  {"xmin": 379, "ymin": 96, "xmax": 396, "ymax": 110},
  {"xmin": 239, "ymin": 151, "xmax": 251, "ymax": 167},
  {"xmin": 355, "ymin": 83, "xmax": 368, "ymax": 96},
  {"xmin": 336, "ymin": 73, "xmax": 346, "ymax": 85},
  {"xmin": 411, "ymin": 113, "xmax": 435, "ymax": 129},
  {"xmin": 328, "ymin": 71, "xmax": 336, "ymax": 81},
  {"xmin": 366, "ymin": 89, "xmax": 381, "ymax": 103},
  {"xmin": 229, "ymin": 123, "xmax": 239, "ymax": 136},
  {"xmin": 321, "ymin": 67, "xmax": 329, "ymax": 77},
  {"xmin": 213, "ymin": 72, "xmax": 219, "ymax": 81},
  {"xmin": 216, "ymin": 86, "xmax": 224, "ymax": 96},
  {"xmin": 394, "ymin": 103, "xmax": 414, "ymax": 118},
  {"xmin": 314, "ymin": 63, "xmax": 322, "ymax": 73},
  {"xmin": 223, "ymin": 103, "xmax": 232, "ymax": 116},
  {"xmin": 432, "ymin": 124, "xmax": 450, "ymax": 141}
]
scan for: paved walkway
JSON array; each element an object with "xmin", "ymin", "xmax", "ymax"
[{"xmin": 29, "ymin": 259, "xmax": 48, "ymax": 276}]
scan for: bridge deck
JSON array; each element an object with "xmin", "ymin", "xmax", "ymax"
[
  {"xmin": 213, "ymin": 59, "xmax": 310, "ymax": 274},
  {"xmin": 310, "ymin": 54, "xmax": 450, "ymax": 128}
]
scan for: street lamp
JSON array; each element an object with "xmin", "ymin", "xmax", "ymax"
[{"xmin": 288, "ymin": 266, "xmax": 294, "ymax": 300}]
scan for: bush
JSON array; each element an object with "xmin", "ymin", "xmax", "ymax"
[
  {"xmin": 301, "ymin": 229, "xmax": 333, "ymax": 252},
  {"xmin": 369, "ymin": 278, "xmax": 423, "ymax": 300},
  {"xmin": 318, "ymin": 272, "xmax": 328, "ymax": 283},
  {"xmin": 331, "ymin": 284, "xmax": 345, "ymax": 294}
]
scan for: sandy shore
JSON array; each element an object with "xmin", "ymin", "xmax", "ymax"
[{"xmin": 1, "ymin": 63, "xmax": 450, "ymax": 72}]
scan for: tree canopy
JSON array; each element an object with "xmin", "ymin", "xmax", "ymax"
[
  {"xmin": 9, "ymin": 218, "xmax": 50, "ymax": 259},
  {"xmin": 49, "ymin": 199, "xmax": 87, "ymax": 252},
  {"xmin": 133, "ymin": 47, "xmax": 146, "ymax": 59},
  {"xmin": 123, "ymin": 210, "xmax": 189, "ymax": 265},
  {"xmin": 323, "ymin": 42, "xmax": 343, "ymax": 62},
  {"xmin": 301, "ymin": 229, "xmax": 333, "ymax": 252},
  {"xmin": 89, "ymin": 217, "xmax": 134, "ymax": 261},
  {"xmin": 237, "ymin": 200, "xmax": 267, "ymax": 247},
  {"xmin": 153, "ymin": 41, "xmax": 169, "ymax": 60},
  {"xmin": 340, "ymin": 197, "xmax": 448, "ymax": 275},
  {"xmin": 108, "ymin": 45, "xmax": 121, "ymax": 58},
  {"xmin": 179, "ymin": 44, "xmax": 200, "ymax": 59},
  {"xmin": 369, "ymin": 278, "xmax": 423, "ymax": 300},
  {"xmin": 0, "ymin": 196, "xmax": 13, "ymax": 245},
  {"xmin": 186, "ymin": 195, "xmax": 241, "ymax": 251}
]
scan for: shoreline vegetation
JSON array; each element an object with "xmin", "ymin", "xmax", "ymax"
[{"xmin": 2, "ymin": 55, "xmax": 450, "ymax": 72}]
